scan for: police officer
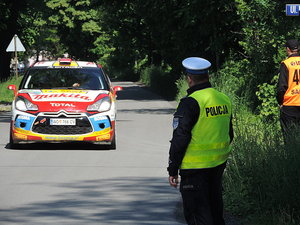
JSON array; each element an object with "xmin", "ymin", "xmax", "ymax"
[
  {"xmin": 277, "ymin": 39, "xmax": 300, "ymax": 141},
  {"xmin": 168, "ymin": 57, "xmax": 234, "ymax": 225}
]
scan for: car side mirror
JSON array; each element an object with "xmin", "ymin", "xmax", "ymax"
[
  {"xmin": 113, "ymin": 86, "xmax": 123, "ymax": 93},
  {"xmin": 7, "ymin": 85, "xmax": 17, "ymax": 96}
]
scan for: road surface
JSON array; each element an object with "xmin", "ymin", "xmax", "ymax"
[{"xmin": 0, "ymin": 82, "xmax": 185, "ymax": 225}]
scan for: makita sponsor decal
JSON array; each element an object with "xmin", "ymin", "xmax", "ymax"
[{"xmin": 32, "ymin": 93, "xmax": 92, "ymax": 101}]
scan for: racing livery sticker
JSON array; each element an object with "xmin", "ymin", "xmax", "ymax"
[{"xmin": 26, "ymin": 90, "xmax": 106, "ymax": 102}]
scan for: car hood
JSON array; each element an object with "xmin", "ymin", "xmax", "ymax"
[{"xmin": 19, "ymin": 89, "xmax": 109, "ymax": 102}]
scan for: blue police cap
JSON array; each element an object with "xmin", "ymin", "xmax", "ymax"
[{"xmin": 182, "ymin": 57, "xmax": 211, "ymax": 75}]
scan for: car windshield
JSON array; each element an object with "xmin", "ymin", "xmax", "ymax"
[{"xmin": 22, "ymin": 68, "xmax": 108, "ymax": 90}]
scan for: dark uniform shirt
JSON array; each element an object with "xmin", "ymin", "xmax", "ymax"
[
  {"xmin": 167, "ymin": 82, "xmax": 234, "ymax": 177},
  {"xmin": 277, "ymin": 53, "xmax": 300, "ymax": 118}
]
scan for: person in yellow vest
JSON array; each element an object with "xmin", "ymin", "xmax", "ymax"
[
  {"xmin": 277, "ymin": 39, "xmax": 300, "ymax": 141},
  {"xmin": 168, "ymin": 57, "xmax": 234, "ymax": 225}
]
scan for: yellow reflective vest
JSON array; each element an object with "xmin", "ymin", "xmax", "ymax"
[{"xmin": 180, "ymin": 88, "xmax": 232, "ymax": 169}]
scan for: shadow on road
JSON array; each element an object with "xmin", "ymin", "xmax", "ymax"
[
  {"xmin": 117, "ymin": 108, "xmax": 175, "ymax": 115},
  {"xmin": 0, "ymin": 177, "xmax": 184, "ymax": 225},
  {"xmin": 5, "ymin": 142, "xmax": 114, "ymax": 151},
  {"xmin": 116, "ymin": 85, "xmax": 175, "ymax": 115},
  {"xmin": 117, "ymin": 85, "xmax": 164, "ymax": 101},
  {"xmin": 0, "ymin": 112, "xmax": 11, "ymax": 123}
]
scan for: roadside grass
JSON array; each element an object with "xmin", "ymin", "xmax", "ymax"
[
  {"xmin": 0, "ymin": 75, "xmax": 22, "ymax": 103},
  {"xmin": 224, "ymin": 107, "xmax": 300, "ymax": 224},
  {"xmin": 175, "ymin": 77, "xmax": 300, "ymax": 225}
]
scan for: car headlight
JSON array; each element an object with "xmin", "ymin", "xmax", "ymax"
[
  {"xmin": 87, "ymin": 96, "xmax": 111, "ymax": 112},
  {"xmin": 15, "ymin": 96, "xmax": 38, "ymax": 111}
]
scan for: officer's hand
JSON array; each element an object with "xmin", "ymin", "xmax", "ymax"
[{"xmin": 169, "ymin": 176, "xmax": 179, "ymax": 188}]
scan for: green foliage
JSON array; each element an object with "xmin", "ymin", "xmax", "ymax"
[
  {"xmin": 175, "ymin": 75, "xmax": 188, "ymax": 102},
  {"xmin": 20, "ymin": 4, "xmax": 67, "ymax": 60},
  {"xmin": 0, "ymin": 76, "xmax": 23, "ymax": 103},
  {"xmin": 224, "ymin": 106, "xmax": 300, "ymax": 224},
  {"xmin": 91, "ymin": 33, "xmax": 115, "ymax": 67},
  {"xmin": 46, "ymin": 0, "xmax": 99, "ymax": 30},
  {"xmin": 1, "ymin": 1, "xmax": 300, "ymax": 223},
  {"xmin": 175, "ymin": 58, "xmax": 252, "ymax": 108},
  {"xmin": 97, "ymin": 0, "xmax": 240, "ymax": 81},
  {"xmin": 210, "ymin": 58, "xmax": 251, "ymax": 106},
  {"xmin": 175, "ymin": 58, "xmax": 299, "ymax": 224},
  {"xmin": 45, "ymin": 0, "xmax": 101, "ymax": 59},
  {"xmin": 233, "ymin": 0, "xmax": 298, "ymax": 109},
  {"xmin": 256, "ymin": 74, "xmax": 279, "ymax": 120},
  {"xmin": 140, "ymin": 65, "xmax": 176, "ymax": 99}
]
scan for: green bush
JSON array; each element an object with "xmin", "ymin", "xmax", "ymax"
[
  {"xmin": 224, "ymin": 107, "xmax": 300, "ymax": 224},
  {"xmin": 175, "ymin": 75, "xmax": 188, "ymax": 101},
  {"xmin": 140, "ymin": 65, "xmax": 177, "ymax": 100},
  {"xmin": 256, "ymin": 74, "xmax": 279, "ymax": 121},
  {"xmin": 174, "ymin": 63, "xmax": 300, "ymax": 224},
  {"xmin": 106, "ymin": 51, "xmax": 140, "ymax": 81},
  {"xmin": 175, "ymin": 58, "xmax": 250, "ymax": 108},
  {"xmin": 210, "ymin": 59, "xmax": 253, "ymax": 108},
  {"xmin": 0, "ymin": 75, "xmax": 23, "ymax": 103}
]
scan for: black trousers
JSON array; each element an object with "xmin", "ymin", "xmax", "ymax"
[
  {"xmin": 280, "ymin": 107, "xmax": 300, "ymax": 144},
  {"xmin": 179, "ymin": 163, "xmax": 226, "ymax": 225}
]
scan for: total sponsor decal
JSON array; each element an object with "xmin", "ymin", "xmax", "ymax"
[{"xmin": 50, "ymin": 103, "xmax": 76, "ymax": 107}]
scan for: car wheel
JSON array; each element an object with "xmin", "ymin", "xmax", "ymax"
[
  {"xmin": 109, "ymin": 132, "xmax": 116, "ymax": 150},
  {"xmin": 9, "ymin": 123, "xmax": 21, "ymax": 149},
  {"xmin": 9, "ymin": 130, "xmax": 17, "ymax": 149}
]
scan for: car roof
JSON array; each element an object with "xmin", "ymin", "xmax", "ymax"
[{"xmin": 31, "ymin": 58, "xmax": 99, "ymax": 69}]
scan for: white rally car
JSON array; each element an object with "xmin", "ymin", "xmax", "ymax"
[{"xmin": 8, "ymin": 58, "xmax": 122, "ymax": 149}]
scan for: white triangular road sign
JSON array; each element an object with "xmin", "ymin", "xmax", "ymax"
[{"xmin": 6, "ymin": 34, "xmax": 26, "ymax": 52}]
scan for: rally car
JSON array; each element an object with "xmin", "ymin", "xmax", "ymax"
[{"xmin": 7, "ymin": 58, "xmax": 122, "ymax": 149}]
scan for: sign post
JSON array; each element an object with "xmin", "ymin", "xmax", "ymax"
[{"xmin": 6, "ymin": 34, "xmax": 26, "ymax": 79}]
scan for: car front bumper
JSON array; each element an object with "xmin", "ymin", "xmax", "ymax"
[{"xmin": 11, "ymin": 111, "xmax": 115, "ymax": 144}]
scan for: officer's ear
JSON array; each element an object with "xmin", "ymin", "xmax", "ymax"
[
  {"xmin": 186, "ymin": 75, "xmax": 192, "ymax": 82},
  {"xmin": 186, "ymin": 75, "xmax": 193, "ymax": 87}
]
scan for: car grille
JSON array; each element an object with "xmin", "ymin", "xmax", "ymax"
[{"xmin": 32, "ymin": 115, "xmax": 92, "ymax": 135}]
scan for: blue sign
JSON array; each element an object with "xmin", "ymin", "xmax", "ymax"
[{"xmin": 286, "ymin": 4, "xmax": 300, "ymax": 16}]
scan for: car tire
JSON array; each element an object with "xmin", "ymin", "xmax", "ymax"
[
  {"xmin": 9, "ymin": 130, "xmax": 17, "ymax": 149},
  {"xmin": 9, "ymin": 123, "xmax": 21, "ymax": 149},
  {"xmin": 109, "ymin": 132, "xmax": 116, "ymax": 150}
]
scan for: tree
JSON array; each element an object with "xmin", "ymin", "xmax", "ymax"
[
  {"xmin": 232, "ymin": 0, "xmax": 300, "ymax": 108},
  {"xmin": 45, "ymin": 0, "xmax": 102, "ymax": 60},
  {"xmin": 97, "ymin": 0, "xmax": 241, "ymax": 80},
  {"xmin": 0, "ymin": 0, "xmax": 27, "ymax": 81}
]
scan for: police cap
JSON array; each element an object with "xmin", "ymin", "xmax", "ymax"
[{"xmin": 182, "ymin": 57, "xmax": 211, "ymax": 75}]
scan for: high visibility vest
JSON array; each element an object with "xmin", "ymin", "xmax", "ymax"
[
  {"xmin": 180, "ymin": 88, "xmax": 232, "ymax": 169},
  {"xmin": 282, "ymin": 56, "xmax": 300, "ymax": 106}
]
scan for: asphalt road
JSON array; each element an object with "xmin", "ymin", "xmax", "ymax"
[{"xmin": 0, "ymin": 82, "xmax": 185, "ymax": 225}]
